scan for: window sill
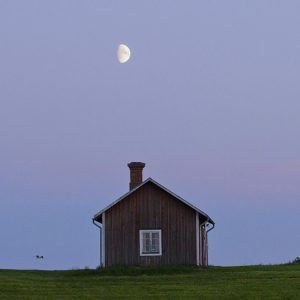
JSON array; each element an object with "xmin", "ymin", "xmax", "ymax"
[{"xmin": 140, "ymin": 253, "xmax": 162, "ymax": 256}]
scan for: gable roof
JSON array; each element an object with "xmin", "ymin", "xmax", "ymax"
[{"xmin": 93, "ymin": 177, "xmax": 214, "ymax": 224}]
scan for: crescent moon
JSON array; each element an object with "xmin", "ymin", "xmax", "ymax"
[{"xmin": 117, "ymin": 44, "xmax": 131, "ymax": 63}]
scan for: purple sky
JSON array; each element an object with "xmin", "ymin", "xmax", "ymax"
[{"xmin": 1, "ymin": 1, "xmax": 299, "ymax": 269}]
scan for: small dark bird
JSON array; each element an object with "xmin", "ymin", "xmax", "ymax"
[{"xmin": 35, "ymin": 255, "xmax": 44, "ymax": 259}]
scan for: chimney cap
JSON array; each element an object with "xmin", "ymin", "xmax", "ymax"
[{"xmin": 127, "ymin": 162, "xmax": 146, "ymax": 168}]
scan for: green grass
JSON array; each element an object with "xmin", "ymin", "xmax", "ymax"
[{"xmin": 0, "ymin": 264, "xmax": 299, "ymax": 299}]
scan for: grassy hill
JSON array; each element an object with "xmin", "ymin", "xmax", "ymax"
[{"xmin": 0, "ymin": 264, "xmax": 299, "ymax": 299}]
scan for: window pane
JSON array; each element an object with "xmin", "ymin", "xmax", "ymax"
[
  {"xmin": 151, "ymin": 238, "xmax": 158, "ymax": 252},
  {"xmin": 142, "ymin": 237, "xmax": 147, "ymax": 253},
  {"xmin": 142, "ymin": 233, "xmax": 151, "ymax": 253},
  {"xmin": 152, "ymin": 232, "xmax": 159, "ymax": 239},
  {"xmin": 145, "ymin": 238, "xmax": 150, "ymax": 252},
  {"xmin": 143, "ymin": 232, "xmax": 150, "ymax": 239}
]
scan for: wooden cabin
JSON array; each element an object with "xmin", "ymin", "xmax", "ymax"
[{"xmin": 93, "ymin": 162, "xmax": 215, "ymax": 267}]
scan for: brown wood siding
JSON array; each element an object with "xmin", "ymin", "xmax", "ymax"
[{"xmin": 104, "ymin": 181, "xmax": 197, "ymax": 267}]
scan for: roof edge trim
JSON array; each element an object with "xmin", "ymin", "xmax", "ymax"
[{"xmin": 93, "ymin": 177, "xmax": 214, "ymax": 224}]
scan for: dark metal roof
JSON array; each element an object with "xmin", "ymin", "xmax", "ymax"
[{"xmin": 93, "ymin": 177, "xmax": 214, "ymax": 225}]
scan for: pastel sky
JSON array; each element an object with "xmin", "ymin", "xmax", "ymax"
[{"xmin": 0, "ymin": 1, "xmax": 299, "ymax": 269}]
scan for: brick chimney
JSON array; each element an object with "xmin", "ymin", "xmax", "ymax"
[{"xmin": 128, "ymin": 162, "xmax": 145, "ymax": 190}]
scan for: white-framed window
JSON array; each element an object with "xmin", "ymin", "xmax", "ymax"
[{"xmin": 139, "ymin": 229, "xmax": 162, "ymax": 256}]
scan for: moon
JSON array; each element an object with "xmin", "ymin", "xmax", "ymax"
[{"xmin": 117, "ymin": 44, "xmax": 131, "ymax": 63}]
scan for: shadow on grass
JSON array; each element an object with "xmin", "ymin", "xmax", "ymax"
[{"xmin": 71, "ymin": 265, "xmax": 204, "ymax": 276}]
